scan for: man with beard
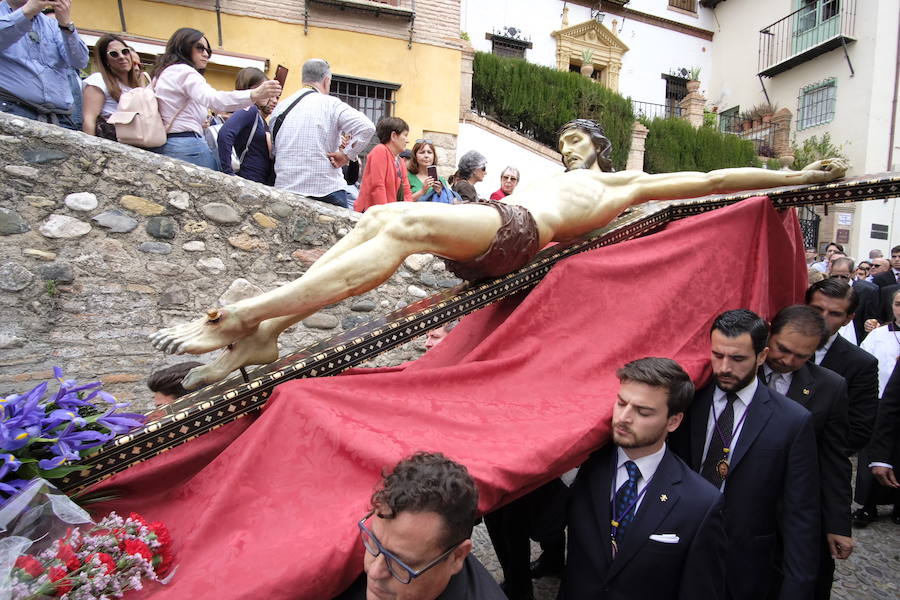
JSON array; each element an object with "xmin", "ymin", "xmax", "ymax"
[
  {"xmin": 560, "ymin": 357, "xmax": 725, "ymax": 600},
  {"xmin": 669, "ymin": 309, "xmax": 820, "ymax": 600},
  {"xmin": 150, "ymin": 121, "xmax": 848, "ymax": 390}
]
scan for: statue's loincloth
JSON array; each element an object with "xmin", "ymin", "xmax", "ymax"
[{"xmin": 444, "ymin": 200, "xmax": 541, "ymax": 281}]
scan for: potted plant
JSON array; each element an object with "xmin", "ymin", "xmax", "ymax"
[
  {"xmin": 757, "ymin": 102, "xmax": 778, "ymax": 123},
  {"xmin": 686, "ymin": 66, "xmax": 701, "ymax": 92},
  {"xmin": 740, "ymin": 111, "xmax": 753, "ymax": 132},
  {"xmin": 580, "ymin": 49, "xmax": 594, "ymax": 77}
]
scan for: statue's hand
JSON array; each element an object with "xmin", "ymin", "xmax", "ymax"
[{"xmin": 802, "ymin": 158, "xmax": 848, "ymax": 182}]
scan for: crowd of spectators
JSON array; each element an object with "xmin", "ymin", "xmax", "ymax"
[{"xmin": 0, "ymin": 7, "xmax": 519, "ymax": 213}]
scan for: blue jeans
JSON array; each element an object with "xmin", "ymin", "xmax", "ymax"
[
  {"xmin": 311, "ymin": 189, "xmax": 351, "ymax": 209},
  {"xmin": 152, "ymin": 135, "xmax": 220, "ymax": 170},
  {"xmin": 0, "ymin": 100, "xmax": 78, "ymax": 130}
]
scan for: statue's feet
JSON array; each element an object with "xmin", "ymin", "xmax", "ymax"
[
  {"xmin": 181, "ymin": 321, "xmax": 283, "ymax": 390},
  {"xmin": 149, "ymin": 306, "xmax": 257, "ymax": 355}
]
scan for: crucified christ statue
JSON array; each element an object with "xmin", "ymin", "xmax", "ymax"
[{"xmin": 150, "ymin": 119, "xmax": 847, "ymax": 389}]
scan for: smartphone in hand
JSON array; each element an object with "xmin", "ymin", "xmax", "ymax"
[
  {"xmin": 427, "ymin": 166, "xmax": 438, "ymax": 180},
  {"xmin": 275, "ymin": 65, "xmax": 288, "ymax": 89}
]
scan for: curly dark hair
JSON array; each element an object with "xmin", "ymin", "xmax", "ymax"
[{"xmin": 371, "ymin": 452, "xmax": 478, "ymax": 548}]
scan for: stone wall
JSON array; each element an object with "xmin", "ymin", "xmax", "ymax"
[{"xmin": 0, "ymin": 113, "xmax": 460, "ymax": 410}]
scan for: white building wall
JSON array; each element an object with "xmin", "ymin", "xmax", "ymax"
[
  {"xmin": 456, "ymin": 122, "xmax": 564, "ymax": 200},
  {"xmin": 707, "ymin": 0, "xmax": 900, "ymax": 258},
  {"xmin": 461, "ymin": 0, "xmax": 713, "ymax": 106}
]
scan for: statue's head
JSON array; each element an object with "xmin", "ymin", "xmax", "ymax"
[{"xmin": 557, "ymin": 119, "xmax": 614, "ymax": 172}]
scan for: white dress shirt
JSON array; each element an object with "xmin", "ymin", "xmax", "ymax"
[
  {"xmin": 270, "ymin": 89, "xmax": 375, "ymax": 197},
  {"xmin": 814, "ymin": 331, "xmax": 841, "ymax": 365},
  {"xmin": 762, "ymin": 364, "xmax": 793, "ymax": 396},
  {"xmin": 702, "ymin": 377, "xmax": 756, "ymax": 490},
  {"xmin": 611, "ymin": 444, "xmax": 666, "ymax": 514}
]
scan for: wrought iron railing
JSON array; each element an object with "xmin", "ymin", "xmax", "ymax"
[
  {"xmin": 758, "ymin": 0, "xmax": 856, "ymax": 75},
  {"xmin": 797, "ymin": 205, "xmax": 821, "ymax": 250},
  {"xmin": 632, "ymin": 100, "xmax": 682, "ymax": 121}
]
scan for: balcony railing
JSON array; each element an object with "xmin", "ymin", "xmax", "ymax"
[
  {"xmin": 758, "ymin": 0, "xmax": 856, "ymax": 77},
  {"xmin": 632, "ymin": 100, "xmax": 682, "ymax": 121}
]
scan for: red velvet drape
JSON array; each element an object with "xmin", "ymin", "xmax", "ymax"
[{"xmin": 89, "ymin": 197, "xmax": 806, "ymax": 599}]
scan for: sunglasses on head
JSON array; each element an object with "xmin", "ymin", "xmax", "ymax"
[
  {"xmin": 415, "ymin": 139, "xmax": 434, "ymax": 145},
  {"xmin": 107, "ymin": 48, "xmax": 131, "ymax": 59}
]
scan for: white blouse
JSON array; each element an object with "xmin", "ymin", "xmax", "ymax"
[
  {"xmin": 82, "ymin": 72, "xmax": 133, "ymax": 118},
  {"xmin": 154, "ymin": 63, "xmax": 252, "ymax": 135}
]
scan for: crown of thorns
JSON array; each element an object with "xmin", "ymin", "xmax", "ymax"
[{"xmin": 557, "ymin": 119, "xmax": 612, "ymax": 159}]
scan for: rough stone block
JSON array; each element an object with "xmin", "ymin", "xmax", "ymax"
[
  {"xmin": 303, "ymin": 313, "xmax": 339, "ymax": 329},
  {"xmin": 291, "ymin": 248, "xmax": 325, "ymax": 264},
  {"xmin": 39, "ymin": 214, "xmax": 91, "ymax": 238},
  {"xmin": 253, "ymin": 212, "xmax": 279, "ymax": 229},
  {"xmin": 182, "ymin": 241, "xmax": 206, "ymax": 252},
  {"xmin": 5, "ymin": 165, "xmax": 39, "ymax": 178},
  {"xmin": 121, "ymin": 194, "xmax": 164, "ymax": 216},
  {"xmin": 351, "ymin": 300, "xmax": 377, "ymax": 312},
  {"xmin": 197, "ymin": 257, "xmax": 226, "ymax": 273},
  {"xmin": 146, "ymin": 217, "xmax": 177, "ymax": 239},
  {"xmin": 167, "ymin": 190, "xmax": 190, "ymax": 210},
  {"xmin": 228, "ymin": 233, "xmax": 268, "ymax": 252},
  {"xmin": 404, "ymin": 253, "xmax": 433, "ymax": 271},
  {"xmin": 138, "ymin": 242, "xmax": 173, "ymax": 255},
  {"xmin": 24, "ymin": 148, "xmax": 67, "ymax": 164},
  {"xmin": 202, "ymin": 202, "xmax": 241, "ymax": 224},
  {"xmin": 0, "ymin": 208, "xmax": 29, "ymax": 235},
  {"xmin": 64, "ymin": 192, "xmax": 98, "ymax": 212},
  {"xmin": 92, "ymin": 209, "xmax": 138, "ymax": 233},
  {"xmin": 0, "ymin": 262, "xmax": 34, "ymax": 291},
  {"xmin": 23, "ymin": 249, "xmax": 56, "ymax": 261},
  {"xmin": 407, "ymin": 285, "xmax": 428, "ymax": 298},
  {"xmin": 39, "ymin": 262, "xmax": 74, "ymax": 283},
  {"xmin": 219, "ymin": 278, "xmax": 264, "ymax": 305},
  {"xmin": 183, "ymin": 220, "xmax": 208, "ymax": 234}
]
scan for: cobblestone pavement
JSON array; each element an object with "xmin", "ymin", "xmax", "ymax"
[{"xmin": 471, "ymin": 504, "xmax": 900, "ymax": 600}]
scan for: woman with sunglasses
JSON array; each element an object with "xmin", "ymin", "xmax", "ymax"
[
  {"xmin": 150, "ymin": 28, "xmax": 281, "ymax": 169},
  {"xmin": 82, "ymin": 34, "xmax": 147, "ymax": 140},
  {"xmin": 407, "ymin": 139, "xmax": 455, "ymax": 203},
  {"xmin": 450, "ymin": 150, "xmax": 487, "ymax": 203}
]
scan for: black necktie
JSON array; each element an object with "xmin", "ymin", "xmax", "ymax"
[{"xmin": 700, "ymin": 392, "xmax": 737, "ymax": 486}]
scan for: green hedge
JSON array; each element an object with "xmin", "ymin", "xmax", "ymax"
[
  {"xmin": 472, "ymin": 52, "xmax": 634, "ymax": 170},
  {"xmin": 642, "ymin": 117, "xmax": 761, "ymax": 173}
]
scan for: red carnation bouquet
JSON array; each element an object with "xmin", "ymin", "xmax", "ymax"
[{"xmin": 5, "ymin": 511, "xmax": 174, "ymax": 599}]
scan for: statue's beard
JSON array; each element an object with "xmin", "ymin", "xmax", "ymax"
[{"xmin": 565, "ymin": 150, "xmax": 598, "ymax": 172}]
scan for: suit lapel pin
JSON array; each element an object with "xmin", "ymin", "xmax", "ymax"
[
  {"xmin": 802, "ymin": 388, "xmax": 810, "ymax": 395},
  {"xmin": 659, "ymin": 494, "xmax": 668, "ymax": 502}
]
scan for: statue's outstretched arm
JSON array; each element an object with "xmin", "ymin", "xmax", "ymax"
[{"xmin": 621, "ymin": 158, "xmax": 848, "ymax": 204}]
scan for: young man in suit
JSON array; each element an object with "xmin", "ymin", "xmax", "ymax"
[
  {"xmin": 560, "ymin": 357, "xmax": 726, "ymax": 600},
  {"xmin": 669, "ymin": 309, "xmax": 820, "ymax": 600},
  {"xmin": 868, "ymin": 362, "xmax": 900, "ymax": 522},
  {"xmin": 761, "ymin": 305, "xmax": 853, "ymax": 599},
  {"xmin": 805, "ymin": 279, "xmax": 879, "ymax": 456}
]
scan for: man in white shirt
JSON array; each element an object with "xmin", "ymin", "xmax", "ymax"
[
  {"xmin": 669, "ymin": 309, "xmax": 820, "ymax": 600},
  {"xmin": 561, "ymin": 357, "xmax": 725, "ymax": 600},
  {"xmin": 270, "ymin": 58, "xmax": 375, "ymax": 209}
]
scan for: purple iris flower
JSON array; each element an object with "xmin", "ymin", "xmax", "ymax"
[{"xmin": 96, "ymin": 409, "xmax": 146, "ymax": 434}]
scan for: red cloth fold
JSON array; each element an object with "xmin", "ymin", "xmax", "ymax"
[{"xmin": 88, "ymin": 197, "xmax": 805, "ymax": 599}]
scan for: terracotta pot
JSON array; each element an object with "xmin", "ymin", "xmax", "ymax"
[
  {"xmin": 580, "ymin": 64, "xmax": 594, "ymax": 77},
  {"xmin": 686, "ymin": 79, "xmax": 700, "ymax": 93},
  {"xmin": 762, "ymin": 113, "xmax": 773, "ymax": 124},
  {"xmin": 752, "ymin": 119, "xmax": 761, "ymax": 129},
  {"xmin": 742, "ymin": 120, "xmax": 752, "ymax": 132}
]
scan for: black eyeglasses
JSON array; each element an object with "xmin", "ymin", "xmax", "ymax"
[
  {"xmin": 107, "ymin": 48, "xmax": 131, "ymax": 59},
  {"xmin": 358, "ymin": 511, "xmax": 461, "ymax": 584},
  {"xmin": 195, "ymin": 44, "xmax": 212, "ymax": 56},
  {"xmin": 501, "ymin": 175, "xmax": 518, "ymax": 181},
  {"xmin": 415, "ymin": 139, "xmax": 434, "ymax": 145}
]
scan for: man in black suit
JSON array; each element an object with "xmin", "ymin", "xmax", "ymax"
[
  {"xmin": 560, "ymin": 357, "xmax": 725, "ymax": 600},
  {"xmin": 761, "ymin": 305, "xmax": 853, "ymax": 599},
  {"xmin": 862, "ymin": 362, "xmax": 900, "ymax": 523},
  {"xmin": 829, "ymin": 256, "xmax": 879, "ymax": 343},
  {"xmin": 805, "ymin": 279, "xmax": 879, "ymax": 455},
  {"xmin": 871, "ymin": 244, "xmax": 900, "ymax": 287},
  {"xmin": 669, "ymin": 309, "xmax": 820, "ymax": 600}
]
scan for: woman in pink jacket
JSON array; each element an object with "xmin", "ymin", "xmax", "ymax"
[{"xmin": 354, "ymin": 116, "xmax": 413, "ymax": 212}]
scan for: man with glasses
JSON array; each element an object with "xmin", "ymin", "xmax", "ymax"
[
  {"xmin": 490, "ymin": 166, "xmax": 521, "ymax": 200},
  {"xmin": 0, "ymin": 0, "xmax": 88, "ymax": 128},
  {"xmin": 334, "ymin": 452, "xmax": 505, "ymax": 600}
]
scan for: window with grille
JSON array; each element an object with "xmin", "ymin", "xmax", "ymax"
[
  {"xmin": 669, "ymin": 0, "xmax": 697, "ymax": 12},
  {"xmin": 797, "ymin": 78, "xmax": 836, "ymax": 130},
  {"xmin": 329, "ymin": 75, "xmax": 399, "ymax": 125}
]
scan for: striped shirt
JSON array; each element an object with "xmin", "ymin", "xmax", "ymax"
[{"xmin": 270, "ymin": 88, "xmax": 375, "ymax": 197}]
